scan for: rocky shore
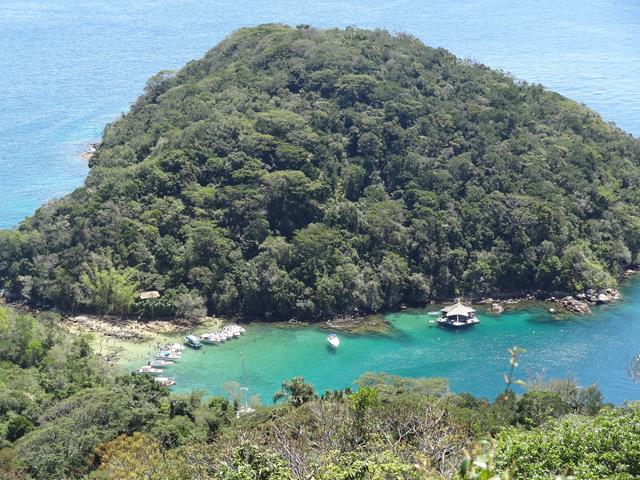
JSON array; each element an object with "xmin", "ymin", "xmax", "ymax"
[
  {"xmin": 62, "ymin": 314, "xmax": 195, "ymax": 341},
  {"xmin": 80, "ymin": 142, "xmax": 100, "ymax": 161},
  {"xmin": 478, "ymin": 287, "xmax": 623, "ymax": 316},
  {"xmin": 60, "ymin": 314, "xmax": 223, "ymax": 365}
]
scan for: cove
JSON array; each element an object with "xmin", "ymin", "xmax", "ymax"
[{"xmin": 139, "ymin": 278, "xmax": 640, "ymax": 405}]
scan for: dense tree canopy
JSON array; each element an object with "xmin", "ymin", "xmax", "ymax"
[{"xmin": 2, "ymin": 24, "xmax": 640, "ymax": 320}]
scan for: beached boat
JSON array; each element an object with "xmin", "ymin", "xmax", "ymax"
[
  {"xmin": 200, "ymin": 332, "xmax": 221, "ymax": 344},
  {"xmin": 154, "ymin": 377, "xmax": 176, "ymax": 387},
  {"xmin": 184, "ymin": 334, "xmax": 203, "ymax": 349},
  {"xmin": 149, "ymin": 359, "xmax": 173, "ymax": 368},
  {"xmin": 437, "ymin": 300, "xmax": 479, "ymax": 327},
  {"xmin": 155, "ymin": 351, "xmax": 181, "ymax": 361},
  {"xmin": 138, "ymin": 365, "xmax": 163, "ymax": 374},
  {"xmin": 327, "ymin": 334, "xmax": 340, "ymax": 348}
]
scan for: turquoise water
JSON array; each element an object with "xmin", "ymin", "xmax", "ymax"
[
  {"xmin": 1, "ymin": 0, "xmax": 639, "ymax": 228},
  {"xmin": 159, "ymin": 277, "xmax": 640, "ymax": 405}
]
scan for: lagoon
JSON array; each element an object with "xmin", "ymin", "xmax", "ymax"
[{"xmin": 142, "ymin": 278, "xmax": 640, "ymax": 405}]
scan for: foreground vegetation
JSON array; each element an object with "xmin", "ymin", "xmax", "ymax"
[
  {"xmin": 2, "ymin": 305, "xmax": 639, "ymax": 479},
  {"xmin": 2, "ymin": 24, "xmax": 640, "ymax": 320}
]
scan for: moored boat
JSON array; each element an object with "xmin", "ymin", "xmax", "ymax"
[
  {"xmin": 149, "ymin": 359, "xmax": 173, "ymax": 368},
  {"xmin": 155, "ymin": 351, "xmax": 181, "ymax": 361},
  {"xmin": 184, "ymin": 334, "xmax": 203, "ymax": 349},
  {"xmin": 154, "ymin": 377, "xmax": 176, "ymax": 387},
  {"xmin": 200, "ymin": 332, "xmax": 221, "ymax": 344},
  {"xmin": 138, "ymin": 365, "xmax": 163, "ymax": 374},
  {"xmin": 327, "ymin": 334, "xmax": 340, "ymax": 349}
]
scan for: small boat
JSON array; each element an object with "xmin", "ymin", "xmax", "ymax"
[
  {"xmin": 155, "ymin": 351, "xmax": 181, "ymax": 361},
  {"xmin": 200, "ymin": 332, "xmax": 221, "ymax": 344},
  {"xmin": 154, "ymin": 377, "xmax": 176, "ymax": 387},
  {"xmin": 149, "ymin": 359, "xmax": 172, "ymax": 368},
  {"xmin": 138, "ymin": 365, "xmax": 163, "ymax": 374},
  {"xmin": 184, "ymin": 334, "xmax": 203, "ymax": 349},
  {"xmin": 327, "ymin": 334, "xmax": 340, "ymax": 349},
  {"xmin": 164, "ymin": 343, "xmax": 185, "ymax": 351}
]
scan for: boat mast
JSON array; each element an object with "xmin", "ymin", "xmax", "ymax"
[{"xmin": 241, "ymin": 353, "xmax": 249, "ymax": 410}]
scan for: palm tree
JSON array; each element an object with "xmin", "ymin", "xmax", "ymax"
[{"xmin": 273, "ymin": 376, "xmax": 317, "ymax": 407}]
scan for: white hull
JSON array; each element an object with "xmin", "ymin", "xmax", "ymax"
[{"xmin": 327, "ymin": 334, "xmax": 340, "ymax": 348}]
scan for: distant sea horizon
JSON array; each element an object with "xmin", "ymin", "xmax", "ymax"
[{"xmin": 1, "ymin": 0, "xmax": 639, "ymax": 229}]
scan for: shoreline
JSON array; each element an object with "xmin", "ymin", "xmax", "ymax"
[
  {"xmin": 80, "ymin": 142, "xmax": 100, "ymax": 161},
  {"xmin": 60, "ymin": 313, "xmax": 224, "ymax": 367},
  {"xmin": 2, "ymin": 272, "xmax": 635, "ymax": 367}
]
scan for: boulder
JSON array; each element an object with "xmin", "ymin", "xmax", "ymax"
[
  {"xmin": 597, "ymin": 293, "xmax": 611, "ymax": 304},
  {"xmin": 605, "ymin": 288, "xmax": 621, "ymax": 300},
  {"xmin": 491, "ymin": 303, "xmax": 504, "ymax": 314},
  {"xmin": 477, "ymin": 298, "xmax": 496, "ymax": 305},
  {"xmin": 560, "ymin": 297, "xmax": 592, "ymax": 315}
]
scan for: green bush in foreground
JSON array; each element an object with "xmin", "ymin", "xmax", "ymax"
[{"xmin": 495, "ymin": 404, "xmax": 640, "ymax": 480}]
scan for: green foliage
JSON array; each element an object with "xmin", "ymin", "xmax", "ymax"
[
  {"xmin": 5, "ymin": 416, "xmax": 33, "ymax": 443},
  {"xmin": 80, "ymin": 260, "xmax": 139, "ymax": 314},
  {"xmin": 2, "ymin": 25, "xmax": 638, "ymax": 320},
  {"xmin": 213, "ymin": 443, "xmax": 294, "ymax": 480},
  {"xmin": 273, "ymin": 376, "xmax": 317, "ymax": 407},
  {"xmin": 495, "ymin": 404, "xmax": 640, "ymax": 479},
  {"xmin": 514, "ymin": 390, "xmax": 571, "ymax": 428},
  {"xmin": 317, "ymin": 450, "xmax": 420, "ymax": 479},
  {"xmin": 355, "ymin": 372, "xmax": 449, "ymax": 399}
]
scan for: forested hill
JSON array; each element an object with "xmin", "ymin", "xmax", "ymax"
[{"xmin": 2, "ymin": 24, "xmax": 640, "ymax": 320}]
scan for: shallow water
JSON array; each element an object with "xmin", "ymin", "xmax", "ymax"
[
  {"xmin": 1, "ymin": 0, "xmax": 639, "ymax": 228},
  {"xmin": 144, "ymin": 278, "xmax": 640, "ymax": 405}
]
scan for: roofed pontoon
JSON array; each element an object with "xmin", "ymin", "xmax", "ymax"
[{"xmin": 437, "ymin": 300, "xmax": 479, "ymax": 327}]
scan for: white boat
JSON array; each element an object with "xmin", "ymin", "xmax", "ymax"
[
  {"xmin": 154, "ymin": 377, "xmax": 176, "ymax": 387},
  {"xmin": 155, "ymin": 351, "xmax": 181, "ymax": 361},
  {"xmin": 149, "ymin": 359, "xmax": 172, "ymax": 368},
  {"xmin": 200, "ymin": 332, "xmax": 221, "ymax": 344},
  {"xmin": 184, "ymin": 335, "xmax": 203, "ymax": 349},
  {"xmin": 138, "ymin": 365, "xmax": 163, "ymax": 374},
  {"xmin": 327, "ymin": 334, "xmax": 340, "ymax": 349},
  {"xmin": 229, "ymin": 324, "xmax": 246, "ymax": 335},
  {"xmin": 165, "ymin": 343, "xmax": 185, "ymax": 351},
  {"xmin": 222, "ymin": 326, "xmax": 241, "ymax": 337}
]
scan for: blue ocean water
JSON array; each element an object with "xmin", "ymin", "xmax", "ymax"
[{"xmin": 1, "ymin": 0, "xmax": 639, "ymax": 228}]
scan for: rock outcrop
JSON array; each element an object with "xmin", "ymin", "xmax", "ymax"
[
  {"xmin": 559, "ymin": 296, "xmax": 592, "ymax": 315},
  {"xmin": 491, "ymin": 303, "xmax": 504, "ymax": 314}
]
